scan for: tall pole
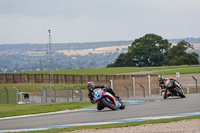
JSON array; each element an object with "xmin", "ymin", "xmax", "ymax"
[{"xmin": 48, "ymin": 30, "xmax": 54, "ymax": 102}]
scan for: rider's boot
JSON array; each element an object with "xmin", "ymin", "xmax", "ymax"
[{"xmin": 163, "ymin": 93, "xmax": 167, "ymax": 99}]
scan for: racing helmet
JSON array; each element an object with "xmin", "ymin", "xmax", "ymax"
[
  {"xmin": 158, "ymin": 76, "xmax": 164, "ymax": 84},
  {"xmin": 87, "ymin": 82, "xmax": 95, "ymax": 90}
]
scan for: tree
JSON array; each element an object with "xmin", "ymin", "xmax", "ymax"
[
  {"xmin": 107, "ymin": 34, "xmax": 171, "ymax": 67},
  {"xmin": 164, "ymin": 40, "xmax": 199, "ymax": 65}
]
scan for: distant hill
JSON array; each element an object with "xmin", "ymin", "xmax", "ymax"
[
  {"xmin": 0, "ymin": 38, "xmax": 199, "ymax": 72},
  {"xmin": 0, "ymin": 41, "xmax": 133, "ymax": 52},
  {"xmin": 169, "ymin": 37, "xmax": 200, "ymax": 43}
]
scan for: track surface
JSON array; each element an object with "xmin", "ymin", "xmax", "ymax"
[{"xmin": 0, "ymin": 94, "xmax": 200, "ymax": 131}]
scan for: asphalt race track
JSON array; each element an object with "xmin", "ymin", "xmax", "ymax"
[{"xmin": 0, "ymin": 94, "xmax": 200, "ymax": 132}]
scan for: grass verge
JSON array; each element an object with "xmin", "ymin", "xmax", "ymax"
[
  {"xmin": 0, "ymin": 101, "xmax": 94, "ymax": 118},
  {"xmin": 16, "ymin": 115, "xmax": 200, "ymax": 133},
  {"xmin": 5, "ymin": 65, "xmax": 200, "ymax": 75},
  {"xmin": 150, "ymin": 66, "xmax": 200, "ymax": 75},
  {"xmin": 0, "ymin": 83, "xmax": 87, "ymax": 92}
]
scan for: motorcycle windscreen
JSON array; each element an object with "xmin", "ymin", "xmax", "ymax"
[{"xmin": 165, "ymin": 80, "xmax": 173, "ymax": 88}]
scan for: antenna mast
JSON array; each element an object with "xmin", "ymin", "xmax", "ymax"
[{"xmin": 48, "ymin": 30, "xmax": 54, "ymax": 102}]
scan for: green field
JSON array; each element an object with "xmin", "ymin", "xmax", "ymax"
[
  {"xmin": 6, "ymin": 65, "xmax": 199, "ymax": 75},
  {"xmin": 150, "ymin": 67, "xmax": 200, "ymax": 75}
]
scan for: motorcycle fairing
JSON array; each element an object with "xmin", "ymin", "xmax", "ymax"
[
  {"xmin": 103, "ymin": 92, "xmax": 121, "ymax": 109},
  {"xmin": 93, "ymin": 89, "xmax": 121, "ymax": 109},
  {"xmin": 94, "ymin": 89, "xmax": 104, "ymax": 100}
]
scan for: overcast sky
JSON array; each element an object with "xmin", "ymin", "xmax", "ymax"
[{"xmin": 0, "ymin": 0, "xmax": 200, "ymax": 44}]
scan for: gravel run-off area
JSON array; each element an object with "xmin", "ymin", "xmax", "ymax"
[{"xmin": 68, "ymin": 119, "xmax": 200, "ymax": 133}]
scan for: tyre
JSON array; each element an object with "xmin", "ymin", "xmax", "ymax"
[
  {"xmin": 97, "ymin": 102, "xmax": 105, "ymax": 111},
  {"xmin": 119, "ymin": 101, "xmax": 125, "ymax": 109},
  {"xmin": 102, "ymin": 98, "xmax": 116, "ymax": 110},
  {"xmin": 175, "ymin": 87, "xmax": 186, "ymax": 98}
]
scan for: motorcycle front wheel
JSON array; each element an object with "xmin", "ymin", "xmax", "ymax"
[
  {"xmin": 175, "ymin": 87, "xmax": 186, "ymax": 98},
  {"xmin": 102, "ymin": 98, "xmax": 116, "ymax": 110}
]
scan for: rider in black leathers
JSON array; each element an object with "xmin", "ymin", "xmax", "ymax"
[{"xmin": 87, "ymin": 81, "xmax": 120, "ymax": 110}]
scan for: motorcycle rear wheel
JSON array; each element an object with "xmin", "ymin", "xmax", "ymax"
[{"xmin": 102, "ymin": 98, "xmax": 116, "ymax": 110}]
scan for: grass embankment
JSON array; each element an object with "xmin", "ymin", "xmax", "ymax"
[
  {"xmin": 0, "ymin": 83, "xmax": 87, "ymax": 92},
  {"xmin": 7, "ymin": 65, "xmax": 200, "ymax": 75},
  {"xmin": 0, "ymin": 101, "xmax": 93, "ymax": 118},
  {"xmin": 16, "ymin": 115, "xmax": 200, "ymax": 133},
  {"xmin": 150, "ymin": 66, "xmax": 200, "ymax": 75}
]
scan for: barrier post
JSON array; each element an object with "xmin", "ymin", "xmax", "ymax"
[
  {"xmin": 192, "ymin": 76, "xmax": 198, "ymax": 93},
  {"xmin": 140, "ymin": 84, "xmax": 145, "ymax": 97}
]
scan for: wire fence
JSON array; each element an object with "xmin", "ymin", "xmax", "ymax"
[
  {"xmin": 0, "ymin": 74, "xmax": 199, "ymax": 104},
  {"xmin": 0, "ymin": 87, "xmax": 18, "ymax": 104},
  {"xmin": 0, "ymin": 87, "xmax": 87, "ymax": 104}
]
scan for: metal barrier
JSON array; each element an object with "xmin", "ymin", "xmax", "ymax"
[
  {"xmin": 4, "ymin": 87, "xmax": 9, "ymax": 104},
  {"xmin": 192, "ymin": 76, "xmax": 198, "ymax": 93},
  {"xmin": 77, "ymin": 88, "xmax": 83, "ymax": 101},
  {"xmin": 124, "ymin": 85, "xmax": 129, "ymax": 98},
  {"xmin": 51, "ymin": 87, "xmax": 56, "ymax": 103},
  {"xmin": 140, "ymin": 84, "xmax": 145, "ymax": 97}
]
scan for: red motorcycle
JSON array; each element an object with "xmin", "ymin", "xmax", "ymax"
[{"xmin": 93, "ymin": 88, "xmax": 125, "ymax": 110}]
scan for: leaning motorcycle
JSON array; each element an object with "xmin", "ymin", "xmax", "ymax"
[
  {"xmin": 162, "ymin": 78, "xmax": 186, "ymax": 99},
  {"xmin": 93, "ymin": 88, "xmax": 125, "ymax": 110}
]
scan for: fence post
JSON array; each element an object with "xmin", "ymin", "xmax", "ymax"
[
  {"xmin": 77, "ymin": 88, "xmax": 83, "ymax": 101},
  {"xmin": 64, "ymin": 87, "xmax": 69, "ymax": 102},
  {"xmin": 192, "ymin": 76, "xmax": 198, "ymax": 93},
  {"xmin": 110, "ymin": 80, "xmax": 113, "ymax": 89},
  {"xmin": 187, "ymin": 87, "xmax": 190, "ymax": 94},
  {"xmin": 38, "ymin": 86, "xmax": 47, "ymax": 103},
  {"xmin": 43, "ymin": 87, "xmax": 47, "ymax": 103},
  {"xmin": 72, "ymin": 89, "xmax": 74, "ymax": 101},
  {"xmin": 38, "ymin": 86, "xmax": 44, "ymax": 103},
  {"xmin": 4, "ymin": 87, "xmax": 9, "ymax": 104},
  {"xmin": 52, "ymin": 87, "xmax": 56, "ymax": 103},
  {"xmin": 148, "ymin": 75, "xmax": 151, "ymax": 96},
  {"xmin": 140, "ymin": 84, "xmax": 145, "ymax": 97},
  {"xmin": 132, "ymin": 77, "xmax": 136, "ymax": 97},
  {"xmin": 13, "ymin": 87, "xmax": 19, "ymax": 104},
  {"xmin": 124, "ymin": 85, "xmax": 129, "ymax": 98}
]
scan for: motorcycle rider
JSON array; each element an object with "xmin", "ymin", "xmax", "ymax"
[
  {"xmin": 87, "ymin": 81, "xmax": 121, "ymax": 110},
  {"xmin": 158, "ymin": 75, "xmax": 173, "ymax": 98}
]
